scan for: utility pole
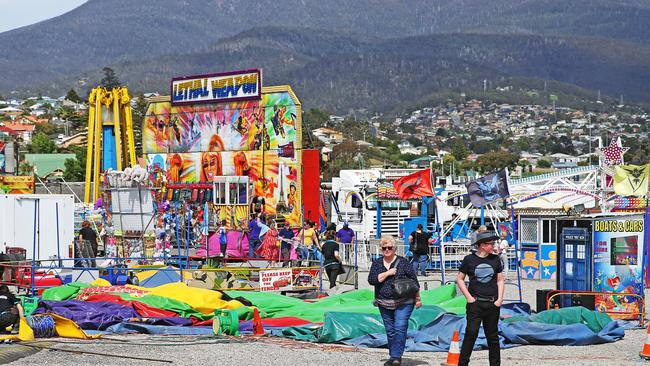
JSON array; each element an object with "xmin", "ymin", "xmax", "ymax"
[{"xmin": 587, "ymin": 113, "xmax": 591, "ymax": 165}]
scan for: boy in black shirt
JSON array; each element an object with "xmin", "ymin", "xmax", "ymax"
[{"xmin": 456, "ymin": 231, "xmax": 504, "ymax": 366}]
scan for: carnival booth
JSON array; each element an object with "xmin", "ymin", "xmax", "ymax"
[{"xmin": 550, "ymin": 213, "xmax": 647, "ymax": 320}]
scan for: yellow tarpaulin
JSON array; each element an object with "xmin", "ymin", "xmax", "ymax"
[
  {"xmin": 146, "ymin": 282, "xmax": 244, "ymax": 314},
  {"xmin": 0, "ymin": 314, "xmax": 99, "ymax": 342}
]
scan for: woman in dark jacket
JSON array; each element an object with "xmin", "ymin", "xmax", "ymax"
[
  {"xmin": 368, "ymin": 235, "xmax": 421, "ymax": 366},
  {"xmin": 321, "ymin": 230, "xmax": 343, "ymax": 289}
]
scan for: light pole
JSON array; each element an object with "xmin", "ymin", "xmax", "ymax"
[{"xmin": 587, "ymin": 113, "xmax": 591, "ymax": 166}]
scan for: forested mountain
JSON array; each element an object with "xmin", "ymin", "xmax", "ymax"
[
  {"xmin": 36, "ymin": 27, "xmax": 650, "ymax": 113},
  {"xmin": 1, "ymin": 0, "xmax": 649, "ymax": 112}
]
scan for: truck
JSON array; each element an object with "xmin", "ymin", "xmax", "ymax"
[{"xmin": 327, "ymin": 169, "xmax": 471, "ymax": 242}]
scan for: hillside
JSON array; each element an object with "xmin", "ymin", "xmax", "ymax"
[
  {"xmin": 35, "ymin": 27, "xmax": 650, "ymax": 113},
  {"xmin": 1, "ymin": 0, "xmax": 649, "ymax": 112}
]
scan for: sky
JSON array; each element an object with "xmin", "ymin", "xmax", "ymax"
[{"xmin": 0, "ymin": 0, "xmax": 88, "ymax": 33}]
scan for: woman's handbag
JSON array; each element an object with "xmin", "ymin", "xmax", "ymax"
[{"xmin": 391, "ymin": 259, "xmax": 419, "ymax": 299}]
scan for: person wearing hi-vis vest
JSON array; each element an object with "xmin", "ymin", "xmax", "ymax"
[{"xmin": 456, "ymin": 231, "xmax": 505, "ymax": 366}]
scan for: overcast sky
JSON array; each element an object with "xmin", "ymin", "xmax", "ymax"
[{"xmin": 0, "ymin": 0, "xmax": 88, "ymax": 33}]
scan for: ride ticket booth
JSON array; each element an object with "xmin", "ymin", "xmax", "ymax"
[{"xmin": 553, "ymin": 213, "xmax": 647, "ymax": 320}]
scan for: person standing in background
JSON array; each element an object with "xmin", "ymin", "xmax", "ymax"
[
  {"xmin": 278, "ymin": 221, "xmax": 295, "ymax": 261},
  {"xmin": 218, "ymin": 220, "xmax": 228, "ymax": 257},
  {"xmin": 496, "ymin": 231, "xmax": 510, "ymax": 278},
  {"xmin": 298, "ymin": 220, "xmax": 320, "ymax": 261},
  {"xmin": 408, "ymin": 224, "xmax": 432, "ymax": 277},
  {"xmin": 247, "ymin": 214, "xmax": 262, "ymax": 258},
  {"xmin": 79, "ymin": 220, "xmax": 98, "ymax": 267},
  {"xmin": 336, "ymin": 222, "xmax": 355, "ymax": 244},
  {"xmin": 321, "ymin": 230, "xmax": 343, "ymax": 289}
]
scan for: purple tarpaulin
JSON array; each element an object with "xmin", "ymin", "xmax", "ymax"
[{"xmin": 36, "ymin": 300, "xmax": 139, "ymax": 330}]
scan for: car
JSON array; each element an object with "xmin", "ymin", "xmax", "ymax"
[{"xmin": 272, "ymin": 276, "xmax": 291, "ymax": 288}]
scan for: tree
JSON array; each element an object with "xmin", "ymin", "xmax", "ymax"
[
  {"xmin": 441, "ymin": 154, "xmax": 457, "ymax": 176},
  {"xmin": 304, "ymin": 108, "xmax": 330, "ymax": 127},
  {"xmin": 515, "ymin": 138, "xmax": 530, "ymax": 152},
  {"xmin": 130, "ymin": 95, "xmax": 149, "ymax": 156},
  {"xmin": 100, "ymin": 67, "xmax": 121, "ymax": 89},
  {"xmin": 537, "ymin": 159, "xmax": 551, "ymax": 168},
  {"xmin": 65, "ymin": 88, "xmax": 82, "ymax": 103},
  {"xmin": 63, "ymin": 146, "xmax": 87, "ymax": 181},
  {"xmin": 321, "ymin": 140, "xmax": 358, "ymax": 181},
  {"xmin": 19, "ymin": 161, "xmax": 34, "ymax": 176},
  {"xmin": 31, "ymin": 132, "xmax": 57, "ymax": 153},
  {"xmin": 435, "ymin": 128, "xmax": 448, "ymax": 137},
  {"xmin": 472, "ymin": 140, "xmax": 498, "ymax": 154},
  {"xmin": 35, "ymin": 123, "xmax": 60, "ymax": 136},
  {"xmin": 407, "ymin": 136, "xmax": 422, "ymax": 147},
  {"xmin": 475, "ymin": 151, "xmax": 519, "ymax": 173},
  {"xmin": 450, "ymin": 138, "xmax": 469, "ymax": 160}
]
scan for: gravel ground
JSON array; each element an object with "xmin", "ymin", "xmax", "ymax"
[{"xmin": 4, "ymin": 274, "xmax": 650, "ymax": 366}]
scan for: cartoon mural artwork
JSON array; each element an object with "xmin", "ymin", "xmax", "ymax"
[
  {"xmin": 592, "ymin": 219, "xmax": 644, "ymax": 319},
  {"xmin": 519, "ymin": 250, "xmax": 540, "ymax": 279},
  {"xmin": 0, "ymin": 142, "xmax": 5, "ymax": 173},
  {"xmin": 143, "ymin": 81, "xmax": 302, "ymax": 226},
  {"xmin": 0, "ymin": 176, "xmax": 35, "ymax": 194}
]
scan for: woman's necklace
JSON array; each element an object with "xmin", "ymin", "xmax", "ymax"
[{"xmin": 383, "ymin": 256, "xmax": 396, "ymax": 270}]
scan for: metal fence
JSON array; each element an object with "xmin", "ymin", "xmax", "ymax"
[{"xmin": 339, "ymin": 240, "xmax": 517, "ymax": 272}]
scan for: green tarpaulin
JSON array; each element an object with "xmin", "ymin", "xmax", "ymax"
[
  {"xmin": 502, "ymin": 306, "xmax": 613, "ymax": 333},
  {"xmin": 41, "ymin": 282, "xmax": 91, "ymax": 301},
  {"xmin": 226, "ymin": 284, "xmax": 464, "ymax": 323}
]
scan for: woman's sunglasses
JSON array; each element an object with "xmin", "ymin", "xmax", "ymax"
[{"xmin": 381, "ymin": 247, "xmax": 395, "ymax": 251}]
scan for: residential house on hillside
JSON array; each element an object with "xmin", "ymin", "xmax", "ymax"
[
  {"xmin": 409, "ymin": 155, "xmax": 439, "ymax": 168},
  {"xmin": 59, "ymin": 132, "xmax": 87, "ymax": 148},
  {"xmin": 549, "ymin": 153, "xmax": 579, "ymax": 169},
  {"xmin": 312, "ymin": 127, "xmax": 344, "ymax": 145},
  {"xmin": 398, "ymin": 140, "xmax": 426, "ymax": 155},
  {"xmin": 329, "ymin": 116, "xmax": 344, "ymax": 124},
  {"xmin": 29, "ymin": 103, "xmax": 48, "ymax": 116},
  {"xmin": 0, "ymin": 106, "xmax": 22, "ymax": 119},
  {"xmin": 15, "ymin": 115, "xmax": 48, "ymax": 125},
  {"xmin": 520, "ymin": 151, "xmax": 543, "ymax": 166},
  {"xmin": 2, "ymin": 122, "xmax": 35, "ymax": 142}
]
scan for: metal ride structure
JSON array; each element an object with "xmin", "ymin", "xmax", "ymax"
[
  {"xmin": 436, "ymin": 166, "xmax": 605, "ymax": 301},
  {"xmin": 84, "ymin": 86, "xmax": 137, "ymax": 204}
]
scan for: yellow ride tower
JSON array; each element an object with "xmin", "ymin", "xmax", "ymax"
[{"xmin": 84, "ymin": 86, "xmax": 137, "ymax": 204}]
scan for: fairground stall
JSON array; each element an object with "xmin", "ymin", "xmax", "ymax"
[
  {"xmin": 141, "ymin": 69, "xmax": 322, "ymax": 290},
  {"xmin": 549, "ymin": 213, "xmax": 647, "ymax": 321}
]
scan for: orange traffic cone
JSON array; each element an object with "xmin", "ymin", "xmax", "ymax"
[
  {"xmin": 252, "ymin": 307, "xmax": 265, "ymax": 336},
  {"xmin": 441, "ymin": 329, "xmax": 460, "ymax": 366},
  {"xmin": 640, "ymin": 323, "xmax": 650, "ymax": 360}
]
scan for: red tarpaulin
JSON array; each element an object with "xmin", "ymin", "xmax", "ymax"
[{"xmin": 84, "ymin": 293, "xmax": 179, "ymax": 318}]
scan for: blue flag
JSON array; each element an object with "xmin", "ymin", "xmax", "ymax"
[{"xmin": 465, "ymin": 169, "xmax": 510, "ymax": 207}]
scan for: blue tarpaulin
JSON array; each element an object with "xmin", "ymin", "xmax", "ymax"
[
  {"xmin": 341, "ymin": 306, "xmax": 625, "ymax": 351},
  {"xmin": 103, "ymin": 322, "xmax": 213, "ymax": 335}
]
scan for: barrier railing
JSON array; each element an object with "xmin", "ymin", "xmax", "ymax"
[
  {"xmin": 546, "ymin": 290, "xmax": 645, "ymax": 324},
  {"xmin": 339, "ymin": 241, "xmax": 515, "ymax": 271},
  {"xmin": 0, "ymin": 257, "xmax": 324, "ymax": 294}
]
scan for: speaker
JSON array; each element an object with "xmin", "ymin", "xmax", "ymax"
[
  {"xmin": 536, "ymin": 289, "xmax": 559, "ymax": 312},
  {"xmin": 570, "ymin": 294, "xmax": 595, "ymax": 310}
]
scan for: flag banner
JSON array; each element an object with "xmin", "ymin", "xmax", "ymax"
[
  {"xmin": 465, "ymin": 169, "xmax": 510, "ymax": 207},
  {"xmin": 614, "ymin": 164, "xmax": 649, "ymax": 197},
  {"xmin": 319, "ymin": 191, "xmax": 328, "ymax": 232},
  {"xmin": 393, "ymin": 168, "xmax": 433, "ymax": 200}
]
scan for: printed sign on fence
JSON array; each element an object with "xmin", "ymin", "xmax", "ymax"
[{"xmin": 259, "ymin": 268, "xmax": 293, "ymax": 291}]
